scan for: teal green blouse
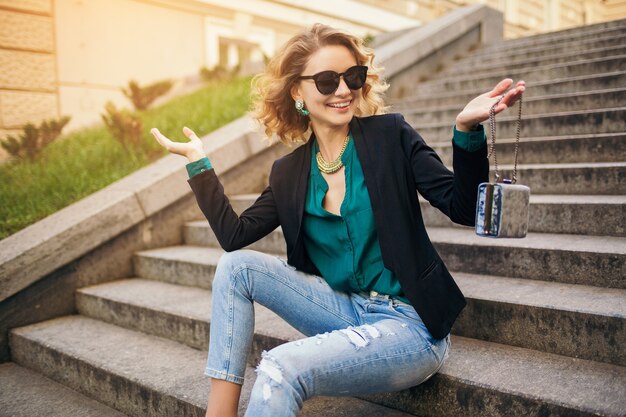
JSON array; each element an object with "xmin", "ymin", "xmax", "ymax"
[
  {"xmin": 303, "ymin": 130, "xmax": 412, "ymax": 303},
  {"xmin": 186, "ymin": 123, "xmax": 486, "ymax": 304}
]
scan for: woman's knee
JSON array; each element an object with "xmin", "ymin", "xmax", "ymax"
[
  {"xmin": 216, "ymin": 249, "xmax": 242, "ymax": 269},
  {"xmin": 213, "ymin": 249, "xmax": 250, "ymax": 288},
  {"xmin": 213, "ymin": 249, "xmax": 271, "ymax": 294},
  {"xmin": 215, "ymin": 249, "xmax": 260, "ymax": 276},
  {"xmin": 252, "ymin": 348, "xmax": 307, "ymax": 404}
]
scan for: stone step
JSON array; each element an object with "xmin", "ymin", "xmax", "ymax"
[
  {"xmin": 206, "ymin": 192, "xmax": 625, "ymax": 237},
  {"xmin": 6, "ymin": 316, "xmax": 423, "ymax": 417},
  {"xmin": 452, "ymin": 33, "xmax": 626, "ymax": 68},
  {"xmin": 430, "ymin": 133, "xmax": 625, "ymax": 165},
  {"xmin": 442, "ymin": 43, "xmax": 626, "ymax": 79},
  {"xmin": 22, "ymin": 300, "xmax": 626, "ymax": 416},
  {"xmin": 420, "ymin": 194, "xmax": 625, "ymax": 237},
  {"xmin": 369, "ymin": 335, "xmax": 626, "ymax": 416},
  {"xmin": 430, "ymin": 133, "xmax": 626, "ymax": 166},
  {"xmin": 76, "ymin": 277, "xmax": 626, "ymax": 366},
  {"xmin": 454, "ymin": 273, "xmax": 626, "ymax": 366},
  {"xmin": 148, "ymin": 227, "xmax": 626, "ymax": 289},
  {"xmin": 133, "ymin": 245, "xmax": 227, "ymax": 289},
  {"xmin": 76, "ymin": 278, "xmax": 288, "ymax": 352},
  {"xmin": 184, "ymin": 222, "xmax": 626, "ymax": 288},
  {"xmin": 0, "ymin": 362, "xmax": 127, "ymax": 417},
  {"xmin": 428, "ymin": 227, "xmax": 625, "ymax": 289},
  {"xmin": 405, "ymin": 88, "xmax": 626, "ymax": 123},
  {"xmin": 414, "ymin": 55, "xmax": 626, "ymax": 94},
  {"xmin": 476, "ymin": 19, "xmax": 626, "ymax": 53},
  {"xmin": 184, "ymin": 223, "xmax": 287, "ymax": 255},
  {"xmin": 411, "ymin": 107, "xmax": 626, "ymax": 142},
  {"xmin": 391, "ymin": 71, "xmax": 626, "ymax": 108},
  {"xmin": 489, "ymin": 162, "xmax": 624, "ymax": 195}
]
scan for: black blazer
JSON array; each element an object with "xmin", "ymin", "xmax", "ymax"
[{"xmin": 188, "ymin": 112, "xmax": 489, "ymax": 339}]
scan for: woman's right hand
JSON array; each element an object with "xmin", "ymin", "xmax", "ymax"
[{"xmin": 151, "ymin": 126, "xmax": 205, "ymax": 162}]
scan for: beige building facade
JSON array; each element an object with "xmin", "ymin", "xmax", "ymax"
[{"xmin": 0, "ymin": 0, "xmax": 624, "ymax": 159}]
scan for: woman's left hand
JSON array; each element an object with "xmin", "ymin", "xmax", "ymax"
[{"xmin": 455, "ymin": 78, "xmax": 525, "ymax": 131}]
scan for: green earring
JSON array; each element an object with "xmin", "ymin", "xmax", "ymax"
[{"xmin": 295, "ymin": 99, "xmax": 310, "ymax": 116}]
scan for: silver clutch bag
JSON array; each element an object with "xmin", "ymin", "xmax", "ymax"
[
  {"xmin": 475, "ymin": 93, "xmax": 530, "ymax": 238},
  {"xmin": 476, "ymin": 180, "xmax": 530, "ymax": 238}
]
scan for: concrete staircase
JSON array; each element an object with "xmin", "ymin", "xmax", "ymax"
[{"xmin": 4, "ymin": 17, "xmax": 626, "ymax": 417}]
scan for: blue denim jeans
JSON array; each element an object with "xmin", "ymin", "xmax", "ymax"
[{"xmin": 205, "ymin": 249, "xmax": 451, "ymax": 417}]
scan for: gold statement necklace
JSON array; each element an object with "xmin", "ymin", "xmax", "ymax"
[{"xmin": 316, "ymin": 134, "xmax": 350, "ymax": 174}]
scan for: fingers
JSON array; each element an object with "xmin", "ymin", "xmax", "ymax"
[
  {"xmin": 150, "ymin": 128, "xmax": 171, "ymax": 149},
  {"xmin": 503, "ymin": 82, "xmax": 526, "ymax": 107},
  {"xmin": 492, "ymin": 79, "xmax": 526, "ymax": 109},
  {"xmin": 151, "ymin": 126, "xmax": 201, "ymax": 148},
  {"xmin": 183, "ymin": 126, "xmax": 201, "ymax": 141},
  {"xmin": 490, "ymin": 78, "xmax": 513, "ymax": 96},
  {"xmin": 491, "ymin": 78, "xmax": 526, "ymax": 96}
]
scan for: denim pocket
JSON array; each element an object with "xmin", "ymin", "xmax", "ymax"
[
  {"xmin": 392, "ymin": 302, "xmax": 422, "ymax": 323},
  {"xmin": 392, "ymin": 303, "xmax": 436, "ymax": 347}
]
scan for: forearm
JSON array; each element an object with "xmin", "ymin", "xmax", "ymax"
[
  {"xmin": 398, "ymin": 113, "xmax": 489, "ymax": 227},
  {"xmin": 449, "ymin": 140, "xmax": 490, "ymax": 226},
  {"xmin": 187, "ymin": 168, "xmax": 279, "ymax": 251}
]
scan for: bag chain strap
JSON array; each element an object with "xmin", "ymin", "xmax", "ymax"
[{"xmin": 487, "ymin": 93, "xmax": 523, "ymax": 184}]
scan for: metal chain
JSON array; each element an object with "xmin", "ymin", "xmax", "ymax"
[
  {"xmin": 488, "ymin": 92, "xmax": 523, "ymax": 183},
  {"xmin": 513, "ymin": 92, "xmax": 523, "ymax": 183}
]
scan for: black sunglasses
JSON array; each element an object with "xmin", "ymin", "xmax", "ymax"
[{"xmin": 298, "ymin": 65, "xmax": 368, "ymax": 95}]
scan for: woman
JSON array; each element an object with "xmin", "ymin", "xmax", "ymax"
[{"xmin": 151, "ymin": 23, "xmax": 524, "ymax": 417}]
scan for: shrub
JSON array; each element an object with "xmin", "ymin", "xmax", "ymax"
[
  {"xmin": 1, "ymin": 115, "xmax": 71, "ymax": 160},
  {"xmin": 101, "ymin": 102, "xmax": 143, "ymax": 150},
  {"xmin": 200, "ymin": 64, "xmax": 231, "ymax": 82},
  {"xmin": 122, "ymin": 79, "xmax": 174, "ymax": 111},
  {"xmin": 1, "ymin": 76, "xmax": 253, "ymax": 239}
]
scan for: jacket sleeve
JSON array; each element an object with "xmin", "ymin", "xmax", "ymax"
[
  {"xmin": 397, "ymin": 113, "xmax": 489, "ymax": 226},
  {"xmin": 187, "ymin": 161, "xmax": 280, "ymax": 251}
]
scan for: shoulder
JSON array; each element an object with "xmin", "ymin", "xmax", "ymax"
[
  {"xmin": 355, "ymin": 113, "xmax": 410, "ymax": 146},
  {"xmin": 355, "ymin": 112, "xmax": 400, "ymax": 130},
  {"xmin": 356, "ymin": 112, "xmax": 415, "ymax": 152},
  {"xmin": 272, "ymin": 141, "xmax": 307, "ymax": 170}
]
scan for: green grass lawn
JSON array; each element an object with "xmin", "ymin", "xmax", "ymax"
[{"xmin": 0, "ymin": 76, "xmax": 253, "ymax": 240}]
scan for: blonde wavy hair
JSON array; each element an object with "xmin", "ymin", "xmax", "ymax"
[{"xmin": 250, "ymin": 23, "xmax": 391, "ymax": 146}]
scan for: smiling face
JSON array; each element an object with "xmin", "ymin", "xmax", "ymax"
[{"xmin": 291, "ymin": 44, "xmax": 362, "ymax": 132}]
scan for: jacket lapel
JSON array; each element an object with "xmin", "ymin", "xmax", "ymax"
[
  {"xmin": 351, "ymin": 116, "xmax": 395, "ymax": 272},
  {"xmin": 351, "ymin": 116, "xmax": 382, "ymax": 221},
  {"xmin": 292, "ymin": 129, "xmax": 314, "ymax": 253}
]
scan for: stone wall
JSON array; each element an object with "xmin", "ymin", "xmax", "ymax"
[{"xmin": 0, "ymin": 0, "xmax": 58, "ymax": 160}]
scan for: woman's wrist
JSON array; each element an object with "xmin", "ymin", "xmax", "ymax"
[
  {"xmin": 454, "ymin": 117, "xmax": 480, "ymax": 133},
  {"xmin": 187, "ymin": 150, "xmax": 205, "ymax": 163},
  {"xmin": 455, "ymin": 113, "xmax": 484, "ymax": 132},
  {"xmin": 455, "ymin": 121, "xmax": 481, "ymax": 132}
]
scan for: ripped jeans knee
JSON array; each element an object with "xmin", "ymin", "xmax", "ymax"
[
  {"xmin": 246, "ymin": 350, "xmax": 304, "ymax": 417},
  {"xmin": 255, "ymin": 350, "xmax": 285, "ymax": 402}
]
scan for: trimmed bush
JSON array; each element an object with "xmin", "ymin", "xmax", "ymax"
[
  {"xmin": 101, "ymin": 102, "xmax": 144, "ymax": 151},
  {"xmin": 122, "ymin": 79, "xmax": 174, "ymax": 111},
  {"xmin": 1, "ymin": 116, "xmax": 71, "ymax": 161}
]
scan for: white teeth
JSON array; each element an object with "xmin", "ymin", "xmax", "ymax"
[{"xmin": 328, "ymin": 101, "xmax": 350, "ymax": 108}]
